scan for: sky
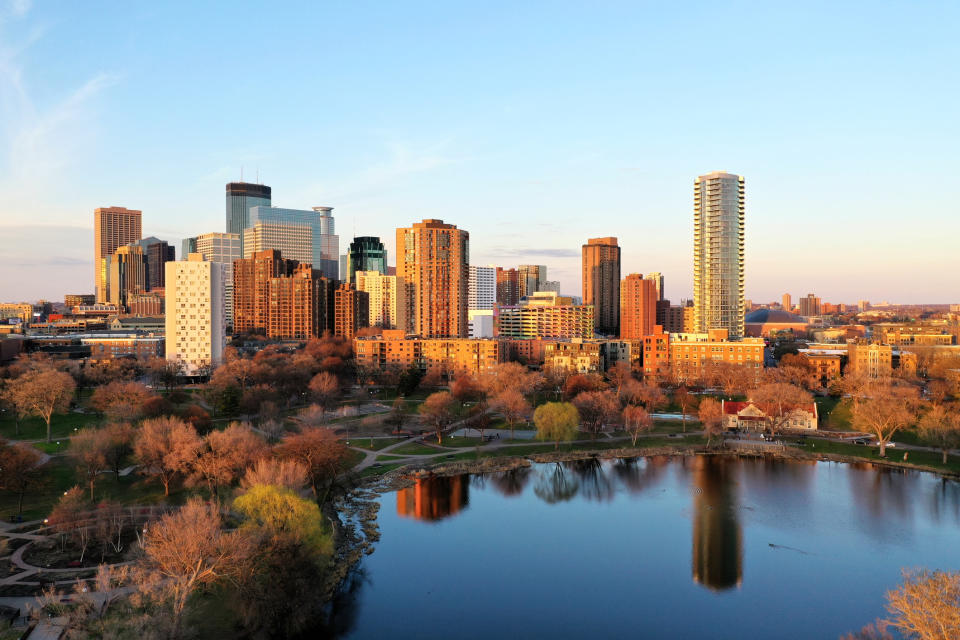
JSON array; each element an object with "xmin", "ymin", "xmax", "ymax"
[{"xmin": 1, "ymin": 1, "xmax": 958, "ymax": 304}]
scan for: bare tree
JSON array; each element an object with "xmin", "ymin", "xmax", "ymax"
[
  {"xmin": 489, "ymin": 388, "xmax": 532, "ymax": 440},
  {"xmin": 451, "ymin": 372, "xmax": 484, "ymax": 406},
  {"xmin": 917, "ymin": 404, "xmax": 960, "ymax": 464},
  {"xmin": 69, "ymin": 428, "xmax": 109, "ymax": 500},
  {"xmin": 0, "ymin": 440, "xmax": 43, "ymax": 516},
  {"xmin": 89, "ymin": 381, "xmax": 156, "ymax": 422},
  {"xmin": 884, "ymin": 569, "xmax": 960, "ymax": 640},
  {"xmin": 850, "ymin": 380, "xmax": 921, "ymax": 457},
  {"xmin": 419, "ymin": 391, "xmax": 457, "ymax": 444},
  {"xmin": 572, "ymin": 390, "xmax": 620, "ymax": 437},
  {"xmin": 308, "ymin": 371, "xmax": 340, "ymax": 414},
  {"xmin": 749, "ymin": 382, "xmax": 814, "ymax": 434},
  {"xmin": 697, "ymin": 397, "xmax": 724, "ymax": 446},
  {"xmin": 102, "ymin": 422, "xmax": 135, "ymax": 481},
  {"xmin": 606, "ymin": 362, "xmax": 633, "ymax": 395},
  {"xmin": 240, "ymin": 458, "xmax": 309, "ymax": 492},
  {"xmin": 134, "ymin": 417, "xmax": 202, "ymax": 496},
  {"xmin": 675, "ymin": 386, "xmax": 697, "ymax": 432},
  {"xmin": 192, "ymin": 422, "xmax": 267, "ymax": 497},
  {"xmin": 623, "ymin": 405, "xmax": 653, "ymax": 446},
  {"xmin": 138, "ymin": 498, "xmax": 250, "ymax": 639},
  {"xmin": 7, "ymin": 367, "xmax": 75, "ymax": 442},
  {"xmin": 275, "ymin": 427, "xmax": 348, "ymax": 503},
  {"xmin": 384, "ymin": 396, "xmax": 409, "ymax": 434}
]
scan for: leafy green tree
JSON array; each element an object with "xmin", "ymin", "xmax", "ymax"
[
  {"xmin": 534, "ymin": 402, "xmax": 579, "ymax": 450},
  {"xmin": 234, "ymin": 484, "xmax": 331, "ymax": 556}
]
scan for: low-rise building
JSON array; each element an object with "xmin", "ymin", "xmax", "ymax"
[
  {"xmin": 669, "ymin": 329, "xmax": 765, "ymax": 382},
  {"xmin": 495, "ymin": 291, "xmax": 594, "ymax": 340},
  {"xmin": 871, "ymin": 323, "xmax": 955, "ymax": 346},
  {"xmin": 797, "ymin": 348, "xmax": 844, "ymax": 384},
  {"xmin": 83, "ymin": 334, "xmax": 164, "ymax": 361},
  {"xmin": 354, "ymin": 330, "xmax": 506, "ymax": 378},
  {"xmin": 721, "ymin": 400, "xmax": 818, "ymax": 431},
  {"xmin": 846, "ymin": 340, "xmax": 893, "ymax": 378}
]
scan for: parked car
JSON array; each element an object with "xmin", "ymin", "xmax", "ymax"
[{"xmin": 852, "ymin": 438, "xmax": 870, "ymax": 445}]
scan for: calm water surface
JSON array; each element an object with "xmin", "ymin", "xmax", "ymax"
[{"xmin": 336, "ymin": 456, "xmax": 960, "ymax": 639}]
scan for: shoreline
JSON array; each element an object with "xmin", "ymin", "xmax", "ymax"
[{"xmin": 325, "ymin": 443, "xmax": 959, "ymax": 603}]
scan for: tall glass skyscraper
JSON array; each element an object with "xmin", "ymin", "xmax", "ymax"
[
  {"xmin": 346, "ymin": 236, "xmax": 387, "ymax": 284},
  {"xmin": 225, "ymin": 182, "xmax": 272, "ymax": 251},
  {"xmin": 693, "ymin": 171, "xmax": 745, "ymax": 338},
  {"xmin": 247, "ymin": 205, "xmax": 339, "ymax": 280}
]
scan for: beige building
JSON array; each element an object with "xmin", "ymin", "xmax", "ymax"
[
  {"xmin": 105, "ymin": 244, "xmax": 146, "ymax": 309},
  {"xmin": 721, "ymin": 400, "xmax": 818, "ymax": 431},
  {"xmin": 354, "ymin": 329, "xmax": 505, "ymax": 378},
  {"xmin": 94, "ymin": 207, "xmax": 142, "ymax": 302},
  {"xmin": 846, "ymin": 340, "xmax": 893, "ymax": 378},
  {"xmin": 495, "ymin": 291, "xmax": 594, "ymax": 340},
  {"xmin": 0, "ymin": 303, "xmax": 33, "ymax": 324},
  {"xmin": 243, "ymin": 221, "xmax": 313, "ymax": 264},
  {"xmin": 396, "ymin": 219, "xmax": 469, "ymax": 338},
  {"xmin": 194, "ymin": 232, "xmax": 241, "ymax": 328},
  {"xmin": 669, "ymin": 329, "xmax": 764, "ymax": 381},
  {"xmin": 355, "ymin": 270, "xmax": 411, "ymax": 331},
  {"xmin": 165, "ymin": 254, "xmax": 225, "ymax": 371}
]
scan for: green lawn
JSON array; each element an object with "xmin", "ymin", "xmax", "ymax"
[
  {"xmin": 391, "ymin": 442, "xmax": 444, "ymax": 456},
  {"xmin": 374, "ymin": 454, "xmax": 409, "ymax": 461},
  {"xmin": 816, "ymin": 396, "xmax": 854, "ymax": 431},
  {"xmin": 0, "ymin": 411, "xmax": 101, "ymax": 442},
  {"xmin": 356, "ymin": 462, "xmax": 408, "ymax": 478},
  {"xmin": 348, "ymin": 437, "xmax": 406, "ymax": 451},
  {"xmin": 32, "ymin": 441, "xmax": 70, "ymax": 454},
  {"xmin": 799, "ymin": 438, "xmax": 960, "ymax": 473}
]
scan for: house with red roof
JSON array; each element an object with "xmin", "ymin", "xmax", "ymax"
[{"xmin": 721, "ymin": 400, "xmax": 818, "ymax": 431}]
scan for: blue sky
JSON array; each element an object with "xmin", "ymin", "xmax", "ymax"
[{"xmin": 1, "ymin": 1, "xmax": 958, "ymax": 303}]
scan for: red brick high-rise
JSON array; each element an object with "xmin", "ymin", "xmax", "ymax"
[
  {"xmin": 267, "ymin": 264, "xmax": 335, "ymax": 340},
  {"xmin": 396, "ymin": 219, "xmax": 469, "ymax": 338},
  {"xmin": 496, "ymin": 267, "xmax": 520, "ymax": 306},
  {"xmin": 582, "ymin": 237, "xmax": 621, "ymax": 336},
  {"xmin": 233, "ymin": 249, "xmax": 298, "ymax": 335},
  {"xmin": 334, "ymin": 282, "xmax": 370, "ymax": 340},
  {"xmin": 620, "ymin": 273, "xmax": 657, "ymax": 339}
]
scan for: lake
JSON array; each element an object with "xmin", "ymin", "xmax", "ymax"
[{"xmin": 334, "ymin": 455, "xmax": 960, "ymax": 639}]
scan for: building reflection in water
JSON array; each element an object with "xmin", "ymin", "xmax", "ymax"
[
  {"xmin": 691, "ymin": 456, "xmax": 743, "ymax": 591},
  {"xmin": 396, "ymin": 475, "xmax": 469, "ymax": 522}
]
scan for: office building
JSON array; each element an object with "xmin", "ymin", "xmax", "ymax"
[
  {"xmin": 782, "ymin": 293, "xmax": 792, "ymax": 312},
  {"xmin": 181, "ymin": 237, "xmax": 197, "ymax": 260},
  {"xmin": 496, "ymin": 267, "xmax": 520, "ymax": 306},
  {"xmin": 65, "ymin": 295, "xmax": 95, "ymax": 308},
  {"xmin": 620, "ymin": 273, "xmax": 658, "ymax": 339},
  {"xmin": 518, "ymin": 264, "xmax": 547, "ymax": 299},
  {"xmin": 226, "ymin": 182, "xmax": 271, "ymax": 251},
  {"xmin": 396, "ymin": 219, "xmax": 469, "ymax": 338},
  {"xmin": 346, "ymin": 237, "xmax": 387, "ymax": 285},
  {"xmin": 143, "ymin": 240, "xmax": 175, "ymax": 291},
  {"xmin": 247, "ymin": 205, "xmax": 339, "ymax": 279},
  {"xmin": 194, "ymin": 232, "xmax": 242, "ymax": 329},
  {"xmin": 127, "ymin": 291, "xmax": 164, "ymax": 316},
  {"xmin": 540, "ymin": 280, "xmax": 561, "ymax": 294},
  {"xmin": 799, "ymin": 293, "xmax": 822, "ymax": 317},
  {"xmin": 468, "ymin": 310, "xmax": 494, "ymax": 338},
  {"xmin": 334, "ymin": 283, "xmax": 370, "ymax": 340},
  {"xmin": 355, "ymin": 270, "xmax": 411, "ymax": 331},
  {"xmin": 582, "ymin": 237, "xmax": 621, "ymax": 336},
  {"xmin": 104, "ymin": 245, "xmax": 146, "ymax": 309},
  {"xmin": 495, "ymin": 291, "xmax": 594, "ymax": 340},
  {"xmin": 165, "ymin": 254, "xmax": 225, "ymax": 370},
  {"xmin": 693, "ymin": 172, "xmax": 745, "ymax": 338},
  {"xmin": 94, "ymin": 207, "xmax": 142, "ymax": 302},
  {"xmin": 646, "ymin": 272, "xmax": 665, "ymax": 301},
  {"xmin": 468, "ymin": 265, "xmax": 496, "ymax": 311}
]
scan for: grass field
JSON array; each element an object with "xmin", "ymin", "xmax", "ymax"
[{"xmin": 0, "ymin": 411, "xmax": 101, "ymax": 442}]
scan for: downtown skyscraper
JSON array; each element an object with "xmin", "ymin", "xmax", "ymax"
[
  {"xmin": 693, "ymin": 171, "xmax": 745, "ymax": 338},
  {"xmin": 94, "ymin": 206, "xmax": 142, "ymax": 302},
  {"xmin": 226, "ymin": 182, "xmax": 272, "ymax": 251},
  {"xmin": 582, "ymin": 237, "xmax": 620, "ymax": 336}
]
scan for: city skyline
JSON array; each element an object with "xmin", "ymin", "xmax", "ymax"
[{"xmin": 2, "ymin": 2, "xmax": 960, "ymax": 304}]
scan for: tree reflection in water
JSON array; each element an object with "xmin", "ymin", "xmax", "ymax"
[
  {"xmin": 611, "ymin": 456, "xmax": 668, "ymax": 494},
  {"xmin": 691, "ymin": 456, "xmax": 743, "ymax": 591},
  {"xmin": 534, "ymin": 462, "xmax": 579, "ymax": 504},
  {"xmin": 566, "ymin": 457, "xmax": 616, "ymax": 502},
  {"xmin": 395, "ymin": 475, "xmax": 469, "ymax": 522},
  {"xmin": 489, "ymin": 466, "xmax": 533, "ymax": 497}
]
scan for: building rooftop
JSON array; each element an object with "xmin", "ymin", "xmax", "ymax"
[{"xmin": 745, "ymin": 309, "xmax": 806, "ymax": 324}]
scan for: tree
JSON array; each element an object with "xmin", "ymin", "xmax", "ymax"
[
  {"xmin": 623, "ymin": 405, "xmax": 653, "ymax": 446},
  {"xmin": 572, "ymin": 390, "xmax": 620, "ymax": 436},
  {"xmin": 489, "ymin": 389, "xmax": 532, "ymax": 440},
  {"xmin": 563, "ymin": 373, "xmax": 603, "ymax": 399},
  {"xmin": 69, "ymin": 428, "xmax": 109, "ymax": 500},
  {"xmin": 634, "ymin": 381, "xmax": 667, "ymax": 411},
  {"xmin": 884, "ymin": 569, "xmax": 960, "ymax": 640},
  {"xmin": 89, "ymin": 381, "xmax": 156, "ymax": 422},
  {"xmin": 276, "ymin": 427, "xmax": 348, "ymax": 503},
  {"xmin": 606, "ymin": 362, "xmax": 633, "ymax": 395},
  {"xmin": 749, "ymin": 382, "xmax": 814, "ymax": 434},
  {"xmin": 134, "ymin": 417, "xmax": 202, "ymax": 496},
  {"xmin": 234, "ymin": 484, "xmax": 331, "ymax": 556},
  {"xmin": 0, "ymin": 440, "xmax": 43, "ymax": 516},
  {"xmin": 397, "ymin": 364, "xmax": 424, "ymax": 396},
  {"xmin": 0, "ymin": 382, "xmax": 24, "ymax": 436},
  {"xmin": 192, "ymin": 422, "xmax": 267, "ymax": 498},
  {"xmin": 144, "ymin": 357, "xmax": 182, "ymax": 391},
  {"xmin": 927, "ymin": 380, "xmax": 953, "ymax": 406},
  {"xmin": 917, "ymin": 404, "xmax": 960, "ymax": 464},
  {"xmin": 675, "ymin": 386, "xmax": 697, "ymax": 432},
  {"xmin": 308, "ymin": 371, "xmax": 340, "ymax": 414},
  {"xmin": 465, "ymin": 401, "xmax": 492, "ymax": 442},
  {"xmin": 534, "ymin": 402, "xmax": 579, "ymax": 450},
  {"xmin": 451, "ymin": 372, "xmax": 483, "ymax": 405},
  {"xmin": 850, "ymin": 381, "xmax": 920, "ymax": 457},
  {"xmin": 419, "ymin": 391, "xmax": 456, "ymax": 444},
  {"xmin": 384, "ymin": 396, "xmax": 409, "ymax": 434},
  {"xmin": 101, "ymin": 422, "xmax": 135, "ymax": 481},
  {"xmin": 7, "ymin": 367, "xmax": 75, "ymax": 442},
  {"xmin": 139, "ymin": 498, "xmax": 250, "ymax": 639},
  {"xmin": 484, "ymin": 362, "xmax": 536, "ymax": 397},
  {"xmin": 241, "ymin": 458, "xmax": 309, "ymax": 492},
  {"xmin": 697, "ymin": 397, "xmax": 724, "ymax": 446},
  {"xmin": 46, "ymin": 487, "xmax": 92, "ymax": 561}
]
